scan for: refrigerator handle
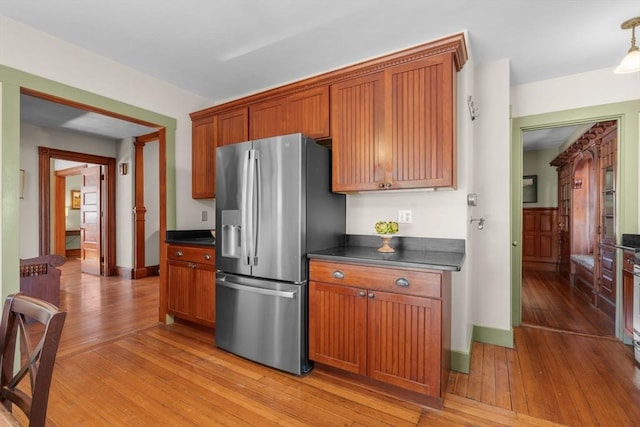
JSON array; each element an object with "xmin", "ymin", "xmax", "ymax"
[
  {"xmin": 246, "ymin": 149, "xmax": 257, "ymax": 266},
  {"xmin": 253, "ymin": 152, "xmax": 261, "ymax": 266},
  {"xmin": 240, "ymin": 150, "xmax": 250, "ymax": 265}
]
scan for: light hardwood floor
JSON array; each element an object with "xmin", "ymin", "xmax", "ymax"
[{"xmin": 40, "ymin": 261, "xmax": 639, "ymax": 426}]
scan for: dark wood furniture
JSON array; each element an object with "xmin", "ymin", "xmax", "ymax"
[
  {"xmin": 522, "ymin": 208, "xmax": 558, "ymax": 272},
  {"xmin": 550, "ymin": 121, "xmax": 617, "ymax": 320},
  {"xmin": 596, "ymin": 129, "xmax": 617, "ymax": 318},
  {"xmin": 0, "ymin": 293, "xmax": 66, "ymax": 427},
  {"xmin": 308, "ymin": 259, "xmax": 451, "ymax": 408},
  {"xmin": 19, "ymin": 254, "xmax": 65, "ymax": 308},
  {"xmin": 190, "ymin": 33, "xmax": 468, "ymax": 198},
  {"xmin": 166, "ymin": 244, "xmax": 216, "ymax": 327},
  {"xmin": 557, "ymin": 164, "xmax": 572, "ymax": 279}
]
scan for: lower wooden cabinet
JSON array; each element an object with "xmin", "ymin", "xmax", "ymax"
[
  {"xmin": 309, "ymin": 259, "xmax": 451, "ymax": 407},
  {"xmin": 622, "ymin": 250, "xmax": 635, "ymax": 339},
  {"xmin": 166, "ymin": 244, "xmax": 216, "ymax": 327},
  {"xmin": 597, "ymin": 244, "xmax": 616, "ymax": 320}
]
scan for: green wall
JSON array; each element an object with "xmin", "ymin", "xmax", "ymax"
[{"xmin": 0, "ymin": 65, "xmax": 177, "ymax": 300}]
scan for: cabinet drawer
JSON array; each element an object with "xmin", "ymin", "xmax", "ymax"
[
  {"xmin": 309, "ymin": 260, "xmax": 442, "ymax": 299},
  {"xmin": 622, "ymin": 250, "xmax": 635, "ymax": 274},
  {"xmin": 167, "ymin": 244, "xmax": 215, "ymax": 266}
]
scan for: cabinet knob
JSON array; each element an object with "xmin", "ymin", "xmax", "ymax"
[
  {"xmin": 332, "ymin": 270, "xmax": 345, "ymax": 279},
  {"xmin": 395, "ymin": 278, "xmax": 410, "ymax": 287},
  {"xmin": 378, "ymin": 183, "xmax": 385, "ymax": 188},
  {"xmin": 204, "ymin": 254, "xmax": 211, "ymax": 260},
  {"xmin": 385, "ymin": 182, "xmax": 392, "ymax": 188},
  {"xmin": 368, "ymin": 292, "xmax": 375, "ymax": 299},
  {"xmin": 176, "ymin": 250, "xmax": 183, "ymax": 257},
  {"xmin": 358, "ymin": 291, "xmax": 366, "ymax": 297}
]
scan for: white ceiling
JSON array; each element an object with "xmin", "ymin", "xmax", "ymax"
[{"xmin": 2, "ymin": 0, "xmax": 638, "ymax": 145}]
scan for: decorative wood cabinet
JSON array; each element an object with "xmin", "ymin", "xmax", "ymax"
[
  {"xmin": 166, "ymin": 244, "xmax": 216, "ymax": 327},
  {"xmin": 190, "ymin": 107, "xmax": 248, "ymax": 199},
  {"xmin": 308, "ymin": 259, "xmax": 451, "ymax": 408},
  {"xmin": 522, "ymin": 208, "xmax": 558, "ymax": 271},
  {"xmin": 250, "ymin": 86, "xmax": 330, "ymax": 140},
  {"xmin": 622, "ymin": 250, "xmax": 635, "ymax": 339},
  {"xmin": 597, "ymin": 244, "xmax": 616, "ymax": 318},
  {"xmin": 557, "ymin": 164, "xmax": 572, "ymax": 279},
  {"xmin": 596, "ymin": 128, "xmax": 617, "ymax": 320},
  {"xmin": 551, "ymin": 121, "xmax": 617, "ymax": 320},
  {"xmin": 191, "ymin": 116, "xmax": 215, "ymax": 199},
  {"xmin": 331, "ymin": 55, "xmax": 457, "ymax": 192},
  {"xmin": 190, "ymin": 34, "xmax": 467, "ymax": 199}
]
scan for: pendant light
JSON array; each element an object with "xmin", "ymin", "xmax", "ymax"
[{"xmin": 614, "ymin": 17, "xmax": 640, "ymax": 74}]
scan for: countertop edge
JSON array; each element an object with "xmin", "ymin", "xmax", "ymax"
[{"xmin": 307, "ymin": 250, "xmax": 465, "ymax": 272}]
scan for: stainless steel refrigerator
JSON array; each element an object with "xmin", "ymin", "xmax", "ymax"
[{"xmin": 215, "ymin": 133, "xmax": 345, "ymax": 375}]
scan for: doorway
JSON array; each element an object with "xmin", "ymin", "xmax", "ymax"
[
  {"xmin": 512, "ymin": 100, "xmax": 640, "ymax": 341},
  {"xmin": 21, "ymin": 88, "xmax": 165, "ymax": 279},
  {"xmin": 39, "ymin": 147, "xmax": 116, "ymax": 275},
  {"xmin": 520, "ymin": 123, "xmax": 615, "ymax": 336}
]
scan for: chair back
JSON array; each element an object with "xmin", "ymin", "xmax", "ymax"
[{"xmin": 0, "ymin": 293, "xmax": 66, "ymax": 427}]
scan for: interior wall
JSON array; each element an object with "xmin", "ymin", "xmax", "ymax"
[
  {"xmin": 116, "ymin": 138, "xmax": 134, "ymax": 270},
  {"xmin": 64, "ymin": 174, "xmax": 81, "ymax": 239},
  {"xmin": 523, "ymin": 148, "xmax": 559, "ymax": 208},
  {"xmin": 469, "ymin": 59, "xmax": 512, "ymax": 332}
]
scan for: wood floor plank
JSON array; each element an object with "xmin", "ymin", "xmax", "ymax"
[{"xmin": 36, "ymin": 258, "xmax": 640, "ymax": 426}]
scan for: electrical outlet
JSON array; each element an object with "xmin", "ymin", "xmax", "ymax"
[
  {"xmin": 201, "ymin": 211, "xmax": 208, "ymax": 222},
  {"xmin": 398, "ymin": 210, "xmax": 412, "ymax": 223}
]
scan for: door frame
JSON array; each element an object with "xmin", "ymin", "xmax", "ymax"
[
  {"xmin": 54, "ymin": 164, "xmax": 87, "ymax": 257},
  {"xmin": 511, "ymin": 100, "xmax": 640, "ymax": 340},
  {"xmin": 39, "ymin": 147, "xmax": 117, "ymax": 275}
]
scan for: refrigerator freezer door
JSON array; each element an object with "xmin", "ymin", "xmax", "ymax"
[
  {"xmin": 215, "ymin": 272, "xmax": 311, "ymax": 375},
  {"xmin": 252, "ymin": 134, "xmax": 305, "ymax": 283},
  {"xmin": 216, "ymin": 141, "xmax": 252, "ymax": 277}
]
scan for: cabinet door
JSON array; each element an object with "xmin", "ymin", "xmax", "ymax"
[
  {"xmin": 193, "ymin": 265, "xmax": 216, "ymax": 326},
  {"xmin": 331, "ymin": 72, "xmax": 385, "ymax": 192},
  {"xmin": 309, "ymin": 281, "xmax": 367, "ymax": 375},
  {"xmin": 367, "ymin": 290, "xmax": 441, "ymax": 396},
  {"xmin": 249, "ymin": 99, "xmax": 286, "ymax": 140},
  {"xmin": 286, "ymin": 86, "xmax": 330, "ymax": 139},
  {"xmin": 214, "ymin": 107, "xmax": 249, "ymax": 146},
  {"xmin": 386, "ymin": 55, "xmax": 456, "ymax": 189},
  {"xmin": 192, "ymin": 116, "xmax": 215, "ymax": 199},
  {"xmin": 167, "ymin": 259, "xmax": 192, "ymax": 318}
]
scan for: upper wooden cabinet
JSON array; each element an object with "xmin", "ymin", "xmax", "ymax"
[
  {"xmin": 190, "ymin": 33, "xmax": 467, "ymax": 198},
  {"xmin": 190, "ymin": 107, "xmax": 247, "ymax": 199},
  {"xmin": 331, "ymin": 55, "xmax": 457, "ymax": 192},
  {"xmin": 250, "ymin": 86, "xmax": 330, "ymax": 140},
  {"xmin": 214, "ymin": 107, "xmax": 248, "ymax": 147},
  {"xmin": 191, "ymin": 116, "xmax": 215, "ymax": 199},
  {"xmin": 331, "ymin": 72, "xmax": 385, "ymax": 191}
]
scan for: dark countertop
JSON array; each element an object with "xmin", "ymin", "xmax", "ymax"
[
  {"xmin": 307, "ymin": 235, "xmax": 465, "ymax": 271},
  {"xmin": 616, "ymin": 234, "xmax": 640, "ymax": 252},
  {"xmin": 166, "ymin": 230, "xmax": 215, "ymax": 247}
]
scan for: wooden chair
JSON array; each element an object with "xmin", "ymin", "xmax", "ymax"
[{"xmin": 0, "ymin": 293, "xmax": 67, "ymax": 427}]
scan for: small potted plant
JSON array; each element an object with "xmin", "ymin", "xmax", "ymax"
[{"xmin": 374, "ymin": 221, "xmax": 399, "ymax": 253}]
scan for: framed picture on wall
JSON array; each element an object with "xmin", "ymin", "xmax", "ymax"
[
  {"xmin": 523, "ymin": 175, "xmax": 537, "ymax": 203},
  {"xmin": 71, "ymin": 190, "xmax": 81, "ymax": 209}
]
